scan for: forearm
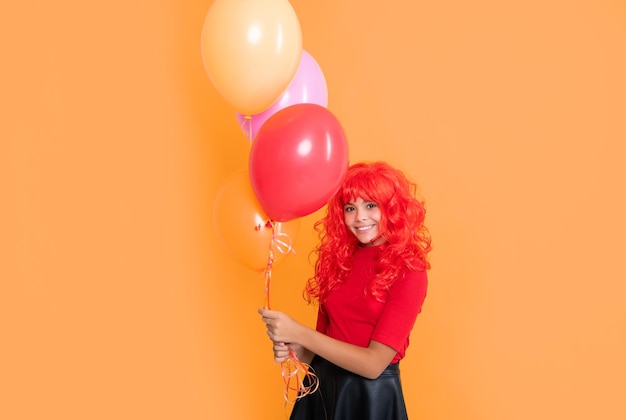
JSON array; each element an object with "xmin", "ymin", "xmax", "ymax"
[
  {"xmin": 297, "ymin": 326, "xmax": 395, "ymax": 379},
  {"xmin": 259, "ymin": 308, "xmax": 395, "ymax": 378}
]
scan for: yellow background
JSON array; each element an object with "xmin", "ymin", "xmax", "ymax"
[{"xmin": 2, "ymin": 0, "xmax": 625, "ymax": 419}]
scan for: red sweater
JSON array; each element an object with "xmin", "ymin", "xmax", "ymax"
[{"xmin": 315, "ymin": 245, "xmax": 428, "ymax": 364}]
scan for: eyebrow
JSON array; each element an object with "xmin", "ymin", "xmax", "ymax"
[{"xmin": 344, "ymin": 200, "xmax": 375, "ymax": 207}]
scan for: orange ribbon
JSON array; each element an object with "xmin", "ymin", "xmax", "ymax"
[
  {"xmin": 280, "ymin": 348, "xmax": 319, "ymax": 404},
  {"xmin": 263, "ymin": 221, "xmax": 319, "ymax": 403}
]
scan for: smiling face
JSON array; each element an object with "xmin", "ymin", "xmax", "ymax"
[{"xmin": 343, "ymin": 197, "xmax": 386, "ymax": 247}]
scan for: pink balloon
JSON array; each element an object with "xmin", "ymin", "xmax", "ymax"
[
  {"xmin": 249, "ymin": 104, "xmax": 349, "ymax": 222},
  {"xmin": 236, "ymin": 50, "xmax": 328, "ymax": 141}
]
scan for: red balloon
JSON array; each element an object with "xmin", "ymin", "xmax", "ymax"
[{"xmin": 249, "ymin": 104, "xmax": 349, "ymax": 222}]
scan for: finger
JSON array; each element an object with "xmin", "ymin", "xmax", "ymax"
[
  {"xmin": 273, "ymin": 343, "xmax": 288, "ymax": 351},
  {"xmin": 259, "ymin": 308, "xmax": 279, "ymax": 319}
]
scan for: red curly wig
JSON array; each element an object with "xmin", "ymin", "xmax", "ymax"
[{"xmin": 305, "ymin": 161, "xmax": 431, "ymax": 304}]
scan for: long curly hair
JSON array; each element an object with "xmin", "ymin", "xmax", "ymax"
[{"xmin": 305, "ymin": 161, "xmax": 431, "ymax": 304}]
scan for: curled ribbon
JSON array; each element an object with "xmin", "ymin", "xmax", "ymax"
[
  {"xmin": 263, "ymin": 220, "xmax": 319, "ymax": 403},
  {"xmin": 281, "ymin": 347, "xmax": 319, "ymax": 404},
  {"xmin": 262, "ymin": 220, "xmax": 296, "ymax": 310},
  {"xmin": 273, "ymin": 231, "xmax": 296, "ymax": 257}
]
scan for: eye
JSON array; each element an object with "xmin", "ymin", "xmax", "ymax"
[
  {"xmin": 366, "ymin": 202, "xmax": 377, "ymax": 209},
  {"xmin": 344, "ymin": 205, "xmax": 355, "ymax": 213}
]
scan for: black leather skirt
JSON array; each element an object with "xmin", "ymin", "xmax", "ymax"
[{"xmin": 289, "ymin": 356, "xmax": 408, "ymax": 420}]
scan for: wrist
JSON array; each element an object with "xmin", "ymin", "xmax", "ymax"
[{"xmin": 297, "ymin": 325, "xmax": 314, "ymax": 350}]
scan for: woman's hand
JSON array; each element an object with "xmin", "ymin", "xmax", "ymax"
[
  {"xmin": 258, "ymin": 309, "xmax": 314, "ymax": 364},
  {"xmin": 272, "ymin": 342, "xmax": 290, "ymax": 363},
  {"xmin": 272, "ymin": 342, "xmax": 305, "ymax": 363},
  {"xmin": 258, "ymin": 308, "xmax": 303, "ymax": 344}
]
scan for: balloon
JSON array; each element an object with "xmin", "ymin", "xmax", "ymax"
[
  {"xmin": 236, "ymin": 50, "xmax": 328, "ymax": 142},
  {"xmin": 200, "ymin": 0, "xmax": 302, "ymax": 115},
  {"xmin": 213, "ymin": 171, "xmax": 299, "ymax": 272},
  {"xmin": 249, "ymin": 104, "xmax": 349, "ymax": 222}
]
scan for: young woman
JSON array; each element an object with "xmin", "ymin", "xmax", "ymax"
[{"xmin": 259, "ymin": 161, "xmax": 431, "ymax": 420}]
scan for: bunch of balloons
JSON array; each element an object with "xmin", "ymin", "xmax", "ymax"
[{"xmin": 201, "ymin": 0, "xmax": 349, "ymax": 273}]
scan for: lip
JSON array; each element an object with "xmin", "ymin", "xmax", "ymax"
[{"xmin": 355, "ymin": 225, "xmax": 375, "ymax": 232}]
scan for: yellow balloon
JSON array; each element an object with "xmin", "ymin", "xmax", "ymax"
[
  {"xmin": 213, "ymin": 171, "xmax": 299, "ymax": 272},
  {"xmin": 201, "ymin": 0, "xmax": 302, "ymax": 115}
]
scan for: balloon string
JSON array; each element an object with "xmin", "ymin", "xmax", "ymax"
[
  {"xmin": 264, "ymin": 245, "xmax": 274, "ymax": 310},
  {"xmin": 281, "ymin": 348, "xmax": 319, "ymax": 404},
  {"xmin": 262, "ymin": 221, "xmax": 296, "ymax": 310},
  {"xmin": 263, "ymin": 220, "xmax": 277, "ymax": 310},
  {"xmin": 273, "ymin": 232, "xmax": 296, "ymax": 256},
  {"xmin": 242, "ymin": 115, "xmax": 253, "ymax": 143},
  {"xmin": 263, "ymin": 221, "xmax": 318, "ymax": 403}
]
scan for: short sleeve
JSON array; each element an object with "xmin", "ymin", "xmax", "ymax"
[
  {"xmin": 315, "ymin": 305, "xmax": 329, "ymax": 334},
  {"xmin": 370, "ymin": 269, "xmax": 428, "ymax": 355}
]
